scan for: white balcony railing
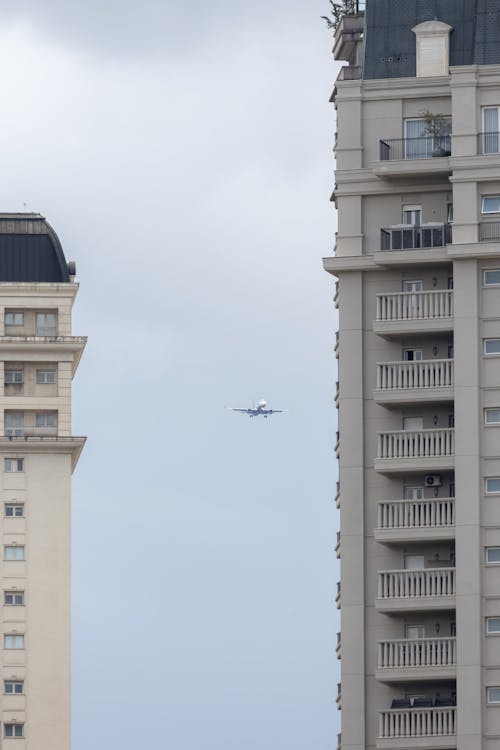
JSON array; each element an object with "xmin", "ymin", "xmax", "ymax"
[
  {"xmin": 5, "ymin": 427, "xmax": 57, "ymax": 438},
  {"xmin": 377, "ymin": 498, "xmax": 455, "ymax": 530},
  {"xmin": 376, "ymin": 290, "xmax": 453, "ymax": 322},
  {"xmin": 376, "ymin": 359, "xmax": 453, "ymax": 390},
  {"xmin": 378, "ymin": 637, "xmax": 456, "ymax": 670},
  {"xmin": 377, "ymin": 568, "xmax": 455, "ymax": 599},
  {"xmin": 377, "ymin": 429, "xmax": 454, "ymax": 460},
  {"xmin": 379, "ymin": 707, "xmax": 456, "ymax": 740}
]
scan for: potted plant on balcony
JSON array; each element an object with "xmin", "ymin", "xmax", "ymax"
[{"xmin": 420, "ymin": 110, "xmax": 452, "ymax": 157}]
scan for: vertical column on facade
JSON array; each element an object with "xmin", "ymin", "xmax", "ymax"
[
  {"xmin": 450, "ymin": 68, "xmax": 479, "ymax": 244},
  {"xmin": 334, "ymin": 82, "xmax": 363, "ymax": 258},
  {"xmin": 338, "ymin": 270, "xmax": 365, "ymax": 750},
  {"xmin": 453, "ymin": 258, "xmax": 482, "ymax": 750}
]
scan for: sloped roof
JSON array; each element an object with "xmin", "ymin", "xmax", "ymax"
[{"xmin": 0, "ymin": 214, "xmax": 71, "ymax": 282}]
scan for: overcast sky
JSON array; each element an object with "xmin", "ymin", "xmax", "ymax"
[{"xmin": 0, "ymin": 2, "xmax": 340, "ymax": 748}]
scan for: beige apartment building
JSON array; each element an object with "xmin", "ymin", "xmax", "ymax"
[
  {"xmin": 0, "ymin": 214, "xmax": 85, "ymax": 748},
  {"xmin": 324, "ymin": 2, "xmax": 500, "ymax": 749}
]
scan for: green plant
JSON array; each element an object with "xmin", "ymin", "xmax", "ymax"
[
  {"xmin": 321, "ymin": 0, "xmax": 364, "ymax": 30},
  {"xmin": 419, "ymin": 110, "xmax": 450, "ymax": 139}
]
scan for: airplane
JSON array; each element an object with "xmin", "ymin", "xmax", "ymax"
[{"xmin": 227, "ymin": 399, "xmax": 286, "ymax": 419}]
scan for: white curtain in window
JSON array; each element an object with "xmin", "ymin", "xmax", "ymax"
[
  {"xmin": 405, "ymin": 119, "xmax": 428, "ymax": 159},
  {"xmin": 484, "ymin": 108, "xmax": 499, "ymax": 153}
]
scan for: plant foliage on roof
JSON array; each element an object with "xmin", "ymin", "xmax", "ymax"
[{"xmin": 321, "ymin": 0, "xmax": 365, "ymax": 30}]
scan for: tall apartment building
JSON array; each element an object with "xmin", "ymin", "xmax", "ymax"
[
  {"xmin": 0, "ymin": 214, "xmax": 85, "ymax": 748},
  {"xmin": 324, "ymin": 2, "xmax": 500, "ymax": 749}
]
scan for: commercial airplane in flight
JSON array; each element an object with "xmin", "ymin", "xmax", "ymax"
[{"xmin": 228, "ymin": 399, "xmax": 286, "ymax": 419}]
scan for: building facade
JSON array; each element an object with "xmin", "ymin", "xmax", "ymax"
[
  {"xmin": 324, "ymin": 2, "xmax": 500, "ymax": 749},
  {"xmin": 0, "ymin": 214, "xmax": 85, "ymax": 748}
]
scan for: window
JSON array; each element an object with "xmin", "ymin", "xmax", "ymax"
[
  {"xmin": 403, "ymin": 205, "xmax": 422, "ymax": 226},
  {"xmin": 449, "ymin": 483, "xmax": 455, "ymax": 498},
  {"xmin": 4, "ymin": 547, "xmax": 24, "ymax": 561},
  {"xmin": 5, "ymin": 414, "xmax": 23, "ymax": 437},
  {"xmin": 486, "ymin": 478, "xmax": 500, "ymax": 494},
  {"xmin": 4, "ymin": 370, "xmax": 23, "ymax": 385},
  {"xmin": 36, "ymin": 369, "xmax": 56, "ymax": 385},
  {"xmin": 487, "ymin": 617, "xmax": 500, "ymax": 634},
  {"xmin": 482, "ymin": 197, "xmax": 500, "ymax": 215},
  {"xmin": 448, "ymin": 344, "xmax": 454, "ymax": 358},
  {"xmin": 482, "ymin": 107, "xmax": 500, "ymax": 154},
  {"xmin": 35, "ymin": 413, "xmax": 56, "ymax": 428},
  {"xmin": 404, "ymin": 555, "xmax": 425, "ymax": 570},
  {"xmin": 4, "ymin": 504, "xmax": 23, "ymax": 518},
  {"xmin": 404, "ymin": 116, "xmax": 451, "ymax": 159},
  {"xmin": 487, "ymin": 687, "xmax": 500, "ymax": 704},
  {"xmin": 4, "ymin": 723, "xmax": 23, "ymax": 738},
  {"xmin": 4, "ymin": 312, "xmax": 23, "ymax": 326},
  {"xmin": 484, "ymin": 269, "xmax": 500, "ymax": 285},
  {"xmin": 413, "ymin": 20, "xmax": 452, "ymax": 78},
  {"xmin": 4, "ymin": 591, "xmax": 23, "ymax": 606},
  {"xmin": 448, "ymin": 414, "xmax": 455, "ymax": 428},
  {"xmin": 450, "ymin": 621, "xmax": 456, "ymax": 636},
  {"xmin": 4, "ymin": 680, "xmax": 23, "ymax": 694},
  {"xmin": 486, "ymin": 548, "xmax": 500, "ymax": 564},
  {"xmin": 447, "ymin": 204, "xmax": 454, "ymax": 223},
  {"xmin": 485, "ymin": 339, "xmax": 500, "ymax": 355},
  {"xmin": 406, "ymin": 624, "xmax": 425, "ymax": 639},
  {"xmin": 404, "ymin": 486, "xmax": 424, "ymax": 500},
  {"xmin": 4, "ymin": 458, "xmax": 23, "ymax": 473},
  {"xmin": 4, "ymin": 635, "xmax": 24, "ymax": 649},
  {"xmin": 403, "ymin": 416, "xmax": 424, "ymax": 431},
  {"xmin": 402, "ymin": 280, "xmax": 423, "ymax": 293},
  {"xmin": 36, "ymin": 312, "xmax": 56, "ymax": 336},
  {"xmin": 486, "ymin": 409, "xmax": 500, "ymax": 425},
  {"xmin": 404, "ymin": 349, "xmax": 422, "ymax": 361}
]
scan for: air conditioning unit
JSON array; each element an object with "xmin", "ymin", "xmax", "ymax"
[{"xmin": 425, "ymin": 474, "xmax": 442, "ymax": 487}]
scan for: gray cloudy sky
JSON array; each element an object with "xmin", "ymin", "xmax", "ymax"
[{"xmin": 0, "ymin": 2, "xmax": 340, "ymax": 748}]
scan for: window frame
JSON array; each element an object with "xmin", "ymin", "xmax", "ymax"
[
  {"xmin": 485, "ymin": 408, "xmax": 500, "ymax": 425},
  {"xmin": 4, "ymin": 679, "xmax": 23, "ymax": 695},
  {"xmin": 4, "ymin": 458, "xmax": 23, "ymax": 473},
  {"xmin": 4, "ymin": 312, "xmax": 23, "ymax": 327},
  {"xmin": 36, "ymin": 369, "xmax": 56, "ymax": 385},
  {"xmin": 487, "ymin": 686, "xmax": 500, "ymax": 704},
  {"xmin": 4, "ymin": 723, "xmax": 23, "ymax": 738},
  {"xmin": 483, "ymin": 269, "xmax": 500, "ymax": 286},
  {"xmin": 485, "ymin": 477, "xmax": 500, "ymax": 495},
  {"xmin": 4, "ymin": 503, "xmax": 24, "ymax": 518},
  {"xmin": 4, "ymin": 369, "xmax": 23, "ymax": 385},
  {"xmin": 484, "ymin": 339, "xmax": 500, "ymax": 356},
  {"xmin": 4, "ymin": 591, "xmax": 24, "ymax": 606},
  {"xmin": 4, "ymin": 546, "xmax": 24, "ymax": 561},
  {"xmin": 482, "ymin": 197, "xmax": 500, "ymax": 215},
  {"xmin": 4, "ymin": 634, "xmax": 24, "ymax": 650}
]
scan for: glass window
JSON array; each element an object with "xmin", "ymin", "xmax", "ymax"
[
  {"xmin": 36, "ymin": 369, "xmax": 56, "ymax": 385},
  {"xmin": 4, "ymin": 370, "xmax": 23, "ymax": 385},
  {"xmin": 484, "ymin": 270, "xmax": 500, "ymax": 285},
  {"xmin": 404, "ymin": 349, "xmax": 422, "ymax": 361},
  {"xmin": 4, "ymin": 458, "xmax": 23, "ymax": 473},
  {"xmin": 4, "ymin": 591, "xmax": 23, "ymax": 606},
  {"xmin": 485, "ymin": 339, "xmax": 500, "ymax": 355},
  {"xmin": 404, "ymin": 555, "xmax": 425, "ymax": 570},
  {"xmin": 403, "ymin": 205, "xmax": 422, "ymax": 226},
  {"xmin": 449, "ymin": 483, "xmax": 455, "ymax": 498},
  {"xmin": 4, "ymin": 635, "xmax": 24, "ymax": 649},
  {"xmin": 486, "ymin": 548, "xmax": 500, "ymax": 564},
  {"xmin": 404, "ymin": 486, "xmax": 424, "ymax": 500},
  {"xmin": 403, "ymin": 417, "xmax": 424, "ymax": 431},
  {"xmin": 482, "ymin": 197, "xmax": 500, "ymax": 214},
  {"xmin": 406, "ymin": 624, "xmax": 425, "ymax": 639},
  {"xmin": 36, "ymin": 413, "xmax": 56, "ymax": 428},
  {"xmin": 487, "ymin": 618, "xmax": 500, "ymax": 633},
  {"xmin": 4, "ymin": 546, "xmax": 24, "ymax": 561},
  {"xmin": 486, "ymin": 409, "xmax": 500, "ymax": 425},
  {"xmin": 4, "ymin": 680, "xmax": 23, "ymax": 694},
  {"xmin": 36, "ymin": 312, "xmax": 56, "ymax": 336},
  {"xmin": 4, "ymin": 312, "xmax": 23, "ymax": 326},
  {"xmin": 483, "ymin": 108, "xmax": 500, "ymax": 153},
  {"xmin": 486, "ymin": 478, "xmax": 500, "ymax": 494},
  {"xmin": 4, "ymin": 723, "xmax": 23, "ymax": 737},
  {"xmin": 4, "ymin": 503, "xmax": 23, "ymax": 518},
  {"xmin": 5, "ymin": 413, "xmax": 23, "ymax": 437},
  {"xmin": 487, "ymin": 687, "xmax": 500, "ymax": 703}
]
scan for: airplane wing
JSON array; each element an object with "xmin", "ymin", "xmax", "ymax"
[
  {"xmin": 227, "ymin": 408, "xmax": 253, "ymax": 414},
  {"xmin": 267, "ymin": 409, "xmax": 287, "ymax": 414}
]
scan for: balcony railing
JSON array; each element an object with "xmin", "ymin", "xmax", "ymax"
[
  {"xmin": 478, "ymin": 131, "xmax": 500, "ymax": 155},
  {"xmin": 5, "ymin": 427, "xmax": 57, "ymax": 438},
  {"xmin": 479, "ymin": 221, "xmax": 500, "ymax": 242},
  {"xmin": 377, "ymin": 498, "xmax": 455, "ymax": 530},
  {"xmin": 377, "ymin": 429, "xmax": 454, "ymax": 461},
  {"xmin": 380, "ymin": 224, "xmax": 451, "ymax": 251},
  {"xmin": 376, "ymin": 359, "xmax": 453, "ymax": 391},
  {"xmin": 379, "ymin": 707, "xmax": 456, "ymax": 740},
  {"xmin": 335, "ymin": 581, "xmax": 341, "ymax": 609},
  {"xmin": 377, "ymin": 568, "xmax": 455, "ymax": 600},
  {"xmin": 379, "ymin": 136, "xmax": 451, "ymax": 161},
  {"xmin": 376, "ymin": 290, "xmax": 453, "ymax": 323},
  {"xmin": 378, "ymin": 637, "xmax": 456, "ymax": 670}
]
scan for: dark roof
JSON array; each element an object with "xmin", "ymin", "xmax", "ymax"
[
  {"xmin": 0, "ymin": 214, "xmax": 70, "ymax": 283},
  {"xmin": 363, "ymin": 0, "xmax": 500, "ymax": 79}
]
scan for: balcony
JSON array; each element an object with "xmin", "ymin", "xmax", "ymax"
[
  {"xmin": 374, "ymin": 429, "xmax": 454, "ymax": 473},
  {"xmin": 479, "ymin": 221, "xmax": 500, "ymax": 243},
  {"xmin": 375, "ymin": 360, "xmax": 454, "ymax": 405},
  {"xmin": 376, "ymin": 638, "xmax": 456, "ymax": 682},
  {"xmin": 375, "ymin": 498, "xmax": 455, "ymax": 543},
  {"xmin": 380, "ymin": 224, "xmax": 452, "ymax": 252},
  {"xmin": 374, "ymin": 291, "xmax": 453, "ymax": 337},
  {"xmin": 5, "ymin": 426, "xmax": 57, "ymax": 438},
  {"xmin": 376, "ymin": 568, "xmax": 455, "ymax": 613},
  {"xmin": 377, "ymin": 707, "xmax": 456, "ymax": 749},
  {"xmin": 373, "ymin": 136, "xmax": 452, "ymax": 179}
]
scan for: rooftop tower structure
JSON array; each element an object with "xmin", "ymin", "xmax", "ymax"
[{"xmin": 324, "ymin": 2, "xmax": 500, "ymax": 748}]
